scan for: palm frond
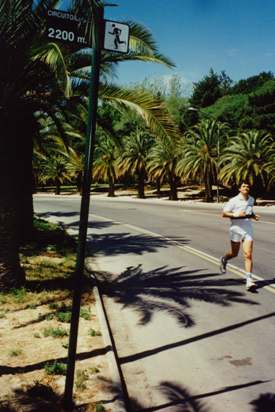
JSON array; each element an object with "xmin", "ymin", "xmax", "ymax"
[
  {"xmin": 99, "ymin": 84, "xmax": 180, "ymax": 141},
  {"xmin": 32, "ymin": 42, "xmax": 72, "ymax": 97}
]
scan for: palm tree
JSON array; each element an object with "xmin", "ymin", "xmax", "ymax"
[
  {"xmin": 93, "ymin": 134, "xmax": 120, "ymax": 197},
  {"xmin": 147, "ymin": 138, "xmax": 180, "ymax": 200},
  {"xmin": 0, "ymin": 0, "xmax": 178, "ymax": 288},
  {"xmin": 39, "ymin": 155, "xmax": 72, "ymax": 194},
  {"xmin": 219, "ymin": 130, "xmax": 275, "ymax": 195},
  {"xmin": 177, "ymin": 119, "xmax": 229, "ymax": 202},
  {"xmin": 0, "ymin": 0, "xmax": 73, "ymax": 287},
  {"xmin": 118, "ymin": 128, "xmax": 153, "ymax": 198}
]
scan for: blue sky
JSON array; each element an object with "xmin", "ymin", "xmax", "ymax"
[{"xmin": 103, "ymin": 0, "xmax": 275, "ymax": 94}]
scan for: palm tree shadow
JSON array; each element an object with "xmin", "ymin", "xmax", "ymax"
[
  {"xmin": 96, "ymin": 264, "xmax": 257, "ymax": 327},
  {"xmin": 66, "ymin": 220, "xmax": 115, "ymax": 230},
  {"xmin": 0, "ymin": 383, "xmax": 63, "ymax": 412},
  {"xmin": 96, "ymin": 378, "xmax": 209, "ymax": 412},
  {"xmin": 37, "ymin": 211, "xmax": 80, "ymax": 218},
  {"xmin": 131, "ymin": 380, "xmax": 270, "ymax": 412},
  {"xmin": 255, "ymin": 278, "xmax": 275, "ymax": 291},
  {"xmin": 250, "ymin": 393, "xmax": 275, "ymax": 411},
  {"xmin": 89, "ymin": 233, "xmax": 190, "ymax": 256},
  {"xmin": 139, "ymin": 381, "xmax": 209, "ymax": 412}
]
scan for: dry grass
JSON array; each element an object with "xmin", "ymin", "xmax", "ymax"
[{"xmin": 0, "ymin": 218, "xmax": 111, "ymax": 411}]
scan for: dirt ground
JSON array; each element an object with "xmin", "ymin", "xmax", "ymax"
[{"xmin": 0, "ymin": 287, "xmax": 113, "ymax": 411}]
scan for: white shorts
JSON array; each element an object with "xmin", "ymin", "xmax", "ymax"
[{"xmin": 230, "ymin": 224, "xmax": 253, "ymax": 242}]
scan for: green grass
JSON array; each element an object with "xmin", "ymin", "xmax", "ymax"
[
  {"xmin": 89, "ymin": 328, "xmax": 102, "ymax": 337},
  {"xmin": 89, "ymin": 367, "xmax": 100, "ymax": 374},
  {"xmin": 95, "ymin": 404, "xmax": 105, "ymax": 412},
  {"xmin": 0, "ymin": 309, "xmax": 8, "ymax": 319},
  {"xmin": 56, "ymin": 311, "xmax": 71, "ymax": 323},
  {"xmin": 80, "ymin": 307, "xmax": 91, "ymax": 320},
  {"xmin": 9, "ymin": 349, "xmax": 23, "ymax": 357},
  {"xmin": 10, "ymin": 287, "xmax": 27, "ymax": 303},
  {"xmin": 44, "ymin": 361, "xmax": 67, "ymax": 375},
  {"xmin": 48, "ymin": 302, "xmax": 59, "ymax": 310},
  {"xmin": 75, "ymin": 369, "xmax": 89, "ymax": 390},
  {"xmin": 0, "ymin": 294, "xmax": 7, "ymax": 304},
  {"xmin": 33, "ymin": 217, "xmax": 60, "ymax": 232},
  {"xmin": 43, "ymin": 327, "xmax": 68, "ymax": 338},
  {"xmin": 51, "ymin": 305, "xmax": 91, "ymax": 323}
]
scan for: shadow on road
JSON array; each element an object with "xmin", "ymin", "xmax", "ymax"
[
  {"xmin": 89, "ymin": 233, "xmax": 190, "ymax": 256},
  {"xmin": 255, "ymin": 278, "xmax": 275, "ymax": 291},
  {"xmin": 37, "ymin": 212, "xmax": 115, "ymax": 231},
  {"xmin": 119, "ymin": 311, "xmax": 275, "ymax": 364},
  {"xmin": 96, "ymin": 264, "xmax": 257, "ymax": 327},
  {"xmin": 37, "ymin": 211, "xmax": 80, "ymax": 218},
  {"xmin": 97, "ymin": 378, "xmax": 270, "ymax": 412},
  {"xmin": 250, "ymin": 392, "xmax": 275, "ymax": 411}
]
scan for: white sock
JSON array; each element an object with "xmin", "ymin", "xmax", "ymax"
[{"xmin": 246, "ymin": 272, "xmax": 252, "ymax": 280}]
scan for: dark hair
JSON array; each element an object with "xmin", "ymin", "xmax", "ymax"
[{"xmin": 239, "ymin": 181, "xmax": 251, "ymax": 188}]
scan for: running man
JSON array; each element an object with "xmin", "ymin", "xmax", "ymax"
[
  {"xmin": 220, "ymin": 182, "xmax": 260, "ymax": 291},
  {"xmin": 109, "ymin": 24, "xmax": 126, "ymax": 49}
]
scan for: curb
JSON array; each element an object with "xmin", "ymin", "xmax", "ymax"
[
  {"xmin": 34, "ymin": 193, "xmax": 275, "ymax": 214},
  {"xmin": 40, "ymin": 214, "xmax": 128, "ymax": 412},
  {"xmin": 86, "ymin": 259, "xmax": 128, "ymax": 412}
]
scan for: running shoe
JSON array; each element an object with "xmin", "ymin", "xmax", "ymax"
[
  {"xmin": 246, "ymin": 278, "xmax": 256, "ymax": 291},
  {"xmin": 220, "ymin": 256, "xmax": 227, "ymax": 274}
]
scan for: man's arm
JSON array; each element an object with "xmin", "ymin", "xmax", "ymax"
[
  {"xmin": 222, "ymin": 211, "xmax": 246, "ymax": 219},
  {"xmin": 250, "ymin": 212, "xmax": 260, "ymax": 221},
  {"xmin": 222, "ymin": 211, "xmax": 260, "ymax": 220}
]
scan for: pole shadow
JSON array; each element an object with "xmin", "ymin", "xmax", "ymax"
[
  {"xmin": 119, "ymin": 310, "xmax": 275, "ymax": 364},
  {"xmin": 97, "ymin": 378, "xmax": 270, "ymax": 412}
]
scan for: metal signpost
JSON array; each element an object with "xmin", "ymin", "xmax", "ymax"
[{"xmin": 46, "ymin": 5, "xmax": 129, "ymax": 409}]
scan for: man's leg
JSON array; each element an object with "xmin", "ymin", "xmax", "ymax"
[
  {"xmin": 220, "ymin": 241, "xmax": 240, "ymax": 273},
  {"xmin": 242, "ymin": 239, "xmax": 253, "ymax": 273},
  {"xmin": 242, "ymin": 239, "xmax": 256, "ymax": 290},
  {"xmin": 225, "ymin": 241, "xmax": 241, "ymax": 260}
]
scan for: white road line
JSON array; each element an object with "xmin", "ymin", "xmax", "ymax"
[
  {"xmin": 179, "ymin": 209, "xmax": 275, "ymax": 225},
  {"xmin": 91, "ymin": 213, "xmax": 275, "ymax": 295}
]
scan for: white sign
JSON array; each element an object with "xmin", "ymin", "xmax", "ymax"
[{"xmin": 104, "ymin": 20, "xmax": 129, "ymax": 53}]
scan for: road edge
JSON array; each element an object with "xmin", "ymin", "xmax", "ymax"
[{"xmin": 86, "ymin": 259, "xmax": 128, "ymax": 412}]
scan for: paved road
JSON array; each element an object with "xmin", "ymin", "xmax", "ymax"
[
  {"xmin": 34, "ymin": 196, "xmax": 275, "ymax": 412},
  {"xmin": 34, "ymin": 196, "xmax": 275, "ymax": 280}
]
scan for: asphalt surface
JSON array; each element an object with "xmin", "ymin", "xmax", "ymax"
[
  {"xmin": 34, "ymin": 196, "xmax": 275, "ymax": 412},
  {"xmin": 34, "ymin": 195, "xmax": 275, "ymax": 280}
]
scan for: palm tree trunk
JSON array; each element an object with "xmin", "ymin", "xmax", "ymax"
[
  {"xmin": 168, "ymin": 172, "xmax": 178, "ymax": 201},
  {"xmin": 55, "ymin": 179, "xmax": 61, "ymax": 195},
  {"xmin": 137, "ymin": 168, "xmax": 146, "ymax": 198},
  {"xmin": 0, "ymin": 197, "xmax": 25, "ymax": 289},
  {"xmin": 0, "ymin": 108, "xmax": 35, "ymax": 286},
  {"xmin": 204, "ymin": 172, "xmax": 213, "ymax": 202},
  {"xmin": 76, "ymin": 172, "xmax": 83, "ymax": 194},
  {"xmin": 253, "ymin": 175, "xmax": 263, "ymax": 202},
  {"xmin": 107, "ymin": 170, "xmax": 115, "ymax": 197},
  {"xmin": 16, "ymin": 111, "xmax": 35, "ymax": 243},
  {"xmin": 156, "ymin": 177, "xmax": 161, "ymax": 198}
]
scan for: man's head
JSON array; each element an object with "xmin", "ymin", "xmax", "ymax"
[{"xmin": 239, "ymin": 182, "xmax": 251, "ymax": 196}]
